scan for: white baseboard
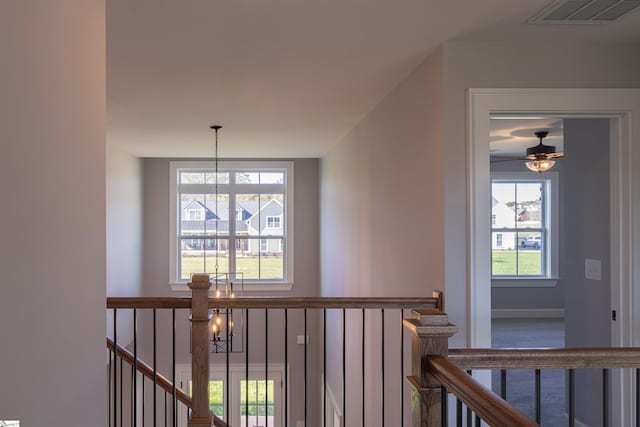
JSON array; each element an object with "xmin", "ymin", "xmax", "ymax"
[{"xmin": 491, "ymin": 308, "xmax": 564, "ymax": 319}]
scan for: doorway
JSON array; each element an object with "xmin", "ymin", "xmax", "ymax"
[{"xmin": 468, "ymin": 88, "xmax": 640, "ymax": 426}]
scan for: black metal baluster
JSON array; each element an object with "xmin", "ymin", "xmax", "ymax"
[
  {"xmin": 456, "ymin": 398, "xmax": 462, "ymax": 427},
  {"xmin": 246, "ymin": 309, "xmax": 250, "ymax": 427},
  {"xmin": 343, "ymin": 308, "xmax": 346, "ymax": 427},
  {"xmin": 535, "ymin": 369, "xmax": 541, "ymax": 424},
  {"xmin": 141, "ymin": 375, "xmax": 145, "ymax": 427},
  {"xmin": 401, "ymin": 308, "xmax": 404, "ymax": 427},
  {"xmin": 323, "ymin": 308, "xmax": 327, "ymax": 427},
  {"xmin": 475, "ymin": 413, "xmax": 481, "ymax": 427},
  {"xmin": 227, "ymin": 308, "xmax": 231, "ymax": 426},
  {"xmin": 134, "ymin": 308, "xmax": 137, "ymax": 427},
  {"xmin": 381, "ymin": 309, "xmax": 385, "ymax": 427},
  {"xmin": 120, "ymin": 358, "xmax": 123, "ymax": 427},
  {"xmin": 265, "ymin": 308, "xmax": 269, "ymax": 427},
  {"xmin": 284, "ymin": 308, "xmax": 287, "ymax": 427},
  {"xmin": 153, "ymin": 309, "xmax": 157, "ymax": 427},
  {"xmin": 113, "ymin": 309, "xmax": 118, "ymax": 427},
  {"xmin": 500, "ymin": 369, "xmax": 507, "ymax": 400},
  {"xmin": 568, "ymin": 369, "xmax": 575, "ymax": 427},
  {"xmin": 304, "ymin": 308, "xmax": 308, "ymax": 427},
  {"xmin": 109, "ymin": 349, "xmax": 112, "ymax": 427},
  {"xmin": 466, "ymin": 370, "xmax": 472, "ymax": 426},
  {"xmin": 164, "ymin": 391, "xmax": 167, "ymax": 427},
  {"xmin": 362, "ymin": 308, "xmax": 365, "ymax": 427},
  {"xmin": 603, "ymin": 368, "xmax": 609, "ymax": 427},
  {"xmin": 131, "ymin": 365, "xmax": 135, "ymax": 427},
  {"xmin": 441, "ymin": 386, "xmax": 448, "ymax": 427},
  {"xmin": 636, "ymin": 368, "xmax": 640, "ymax": 427},
  {"xmin": 172, "ymin": 308, "xmax": 176, "ymax": 427}
]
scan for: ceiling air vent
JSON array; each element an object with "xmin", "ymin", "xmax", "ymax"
[{"xmin": 530, "ymin": 0, "xmax": 640, "ymax": 24}]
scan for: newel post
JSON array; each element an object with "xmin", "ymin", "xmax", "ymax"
[
  {"xmin": 188, "ymin": 274, "xmax": 213, "ymax": 427},
  {"xmin": 405, "ymin": 309, "xmax": 458, "ymax": 427}
]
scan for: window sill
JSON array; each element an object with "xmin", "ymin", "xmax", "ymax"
[
  {"xmin": 491, "ymin": 277, "xmax": 559, "ymax": 288},
  {"xmin": 169, "ymin": 282, "xmax": 294, "ymax": 292}
]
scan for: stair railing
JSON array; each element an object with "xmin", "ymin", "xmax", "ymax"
[{"xmin": 405, "ymin": 309, "xmax": 640, "ymax": 426}]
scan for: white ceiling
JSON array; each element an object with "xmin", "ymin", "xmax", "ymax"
[
  {"xmin": 490, "ymin": 117, "xmax": 564, "ymax": 158},
  {"xmin": 107, "ymin": 0, "xmax": 640, "ymax": 158}
]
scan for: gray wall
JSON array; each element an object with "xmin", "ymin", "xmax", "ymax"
[
  {"xmin": 443, "ymin": 41, "xmax": 640, "ymax": 344},
  {"xmin": 138, "ymin": 157, "xmax": 320, "ymax": 424},
  {"xmin": 107, "ymin": 145, "xmax": 144, "ymax": 345},
  {"xmin": 107, "ymin": 145, "xmax": 143, "ymax": 298},
  {"xmin": 563, "ymin": 119, "xmax": 611, "ymax": 426},
  {"xmin": 320, "ymin": 46, "xmax": 445, "ymax": 424},
  {"xmin": 0, "ymin": 1, "xmax": 106, "ymax": 425}
]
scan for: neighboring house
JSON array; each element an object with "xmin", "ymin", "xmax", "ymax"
[
  {"xmin": 180, "ymin": 199, "xmax": 284, "ymax": 255},
  {"xmin": 491, "ymin": 197, "xmax": 516, "ymax": 250}
]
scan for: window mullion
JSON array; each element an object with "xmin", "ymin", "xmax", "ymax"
[
  {"xmin": 230, "ymin": 193, "xmax": 237, "ymax": 276},
  {"xmin": 515, "ymin": 183, "xmax": 519, "ymax": 276}
]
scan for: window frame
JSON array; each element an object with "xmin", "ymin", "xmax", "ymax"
[
  {"xmin": 491, "ymin": 171, "xmax": 559, "ymax": 286},
  {"xmin": 169, "ymin": 160, "xmax": 294, "ymax": 291}
]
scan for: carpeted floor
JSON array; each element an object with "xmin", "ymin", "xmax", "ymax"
[{"xmin": 491, "ymin": 318, "xmax": 566, "ymax": 426}]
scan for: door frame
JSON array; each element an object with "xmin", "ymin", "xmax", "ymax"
[{"xmin": 468, "ymin": 88, "xmax": 640, "ymax": 425}]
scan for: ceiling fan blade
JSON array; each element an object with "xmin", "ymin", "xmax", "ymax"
[
  {"xmin": 490, "ymin": 156, "xmax": 526, "ymax": 163},
  {"xmin": 547, "ymin": 152, "xmax": 565, "ymax": 159}
]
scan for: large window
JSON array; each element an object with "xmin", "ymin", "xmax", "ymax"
[
  {"xmin": 170, "ymin": 161, "xmax": 294, "ymax": 289},
  {"xmin": 491, "ymin": 172, "xmax": 558, "ymax": 280}
]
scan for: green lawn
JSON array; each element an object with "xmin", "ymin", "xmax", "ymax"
[
  {"xmin": 181, "ymin": 255, "xmax": 283, "ymax": 280},
  {"xmin": 492, "ymin": 250, "xmax": 541, "ymax": 275}
]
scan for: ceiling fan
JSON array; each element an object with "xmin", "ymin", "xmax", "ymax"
[{"xmin": 491, "ymin": 131, "xmax": 564, "ymax": 172}]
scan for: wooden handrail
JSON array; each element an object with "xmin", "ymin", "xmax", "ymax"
[
  {"xmin": 107, "ymin": 338, "xmax": 227, "ymax": 427},
  {"xmin": 107, "ymin": 338, "xmax": 192, "ymax": 407},
  {"xmin": 427, "ymin": 356, "xmax": 538, "ymax": 427},
  {"xmin": 449, "ymin": 347, "xmax": 640, "ymax": 370},
  {"xmin": 106, "ymin": 296, "xmax": 441, "ymax": 310}
]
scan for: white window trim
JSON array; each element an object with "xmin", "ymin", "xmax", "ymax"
[
  {"xmin": 491, "ymin": 171, "xmax": 559, "ymax": 287},
  {"xmin": 169, "ymin": 160, "xmax": 294, "ymax": 291}
]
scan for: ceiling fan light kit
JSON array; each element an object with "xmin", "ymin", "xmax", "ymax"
[
  {"xmin": 524, "ymin": 131, "xmax": 564, "ymax": 173},
  {"xmin": 526, "ymin": 159, "xmax": 556, "ymax": 173}
]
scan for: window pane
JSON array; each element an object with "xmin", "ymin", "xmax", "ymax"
[
  {"xmin": 240, "ymin": 380, "xmax": 275, "ymax": 427},
  {"xmin": 236, "ymin": 172, "xmax": 260, "ymax": 184},
  {"xmin": 205, "ymin": 172, "xmax": 229, "ymax": 184},
  {"xmin": 261, "ymin": 252, "xmax": 283, "ymax": 280},
  {"xmin": 188, "ymin": 380, "xmax": 225, "ymax": 419},
  {"xmin": 518, "ymin": 232, "xmax": 543, "ymax": 275},
  {"xmin": 492, "ymin": 233, "xmax": 517, "ymax": 276},
  {"xmin": 180, "ymin": 194, "xmax": 229, "ymax": 236},
  {"xmin": 181, "ymin": 238, "xmax": 205, "ymax": 280},
  {"xmin": 236, "ymin": 239, "xmax": 259, "ymax": 280},
  {"xmin": 492, "ymin": 183, "xmax": 516, "ymax": 229},
  {"xmin": 515, "ymin": 183, "xmax": 543, "ymax": 229},
  {"xmin": 180, "ymin": 238, "xmax": 229, "ymax": 279},
  {"xmin": 181, "ymin": 194, "xmax": 205, "ymax": 224},
  {"xmin": 180, "ymin": 172, "xmax": 205, "ymax": 184},
  {"xmin": 204, "ymin": 194, "xmax": 230, "ymax": 236},
  {"xmin": 236, "ymin": 194, "xmax": 283, "ymax": 235},
  {"xmin": 260, "ymin": 172, "xmax": 284, "ymax": 184}
]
